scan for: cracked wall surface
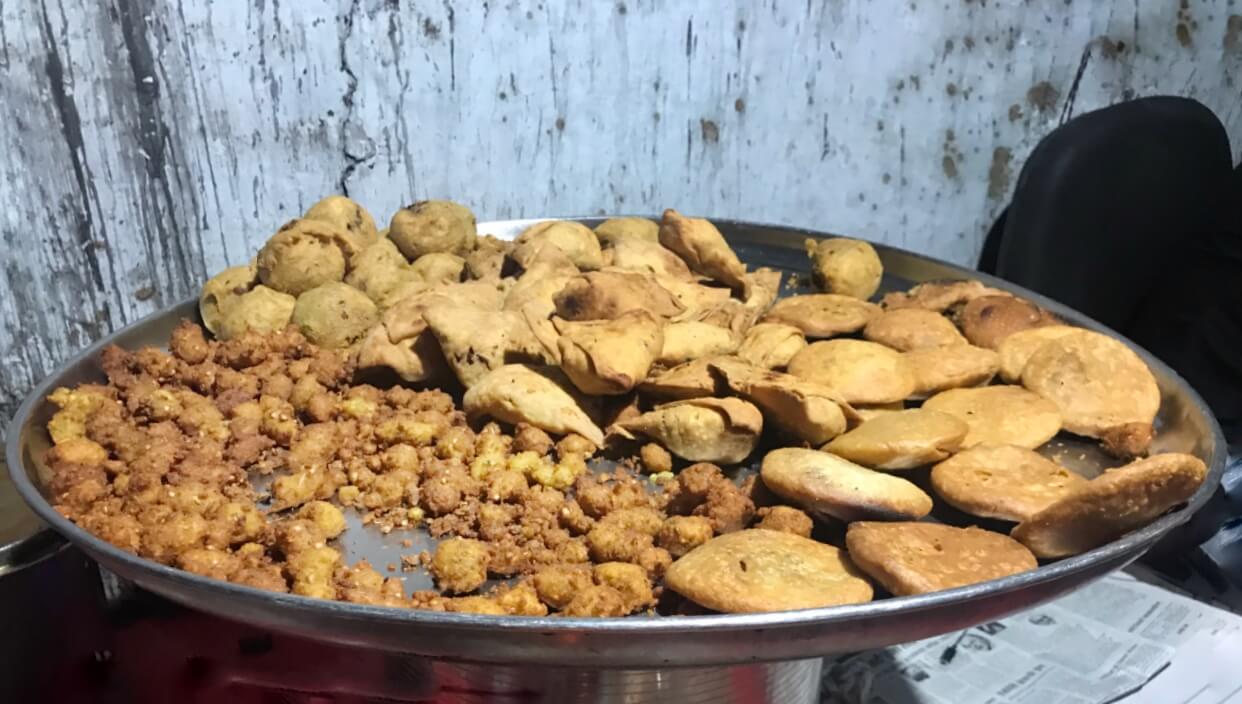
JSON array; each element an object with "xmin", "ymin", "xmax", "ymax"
[{"xmin": 1, "ymin": 0, "xmax": 1240, "ymax": 423}]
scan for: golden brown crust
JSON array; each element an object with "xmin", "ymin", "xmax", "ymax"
[
  {"xmin": 387, "ymin": 200, "xmax": 477, "ymax": 260},
  {"xmin": 995, "ymin": 325, "xmax": 1081, "ymax": 383},
  {"xmin": 424, "ymin": 308, "xmax": 553, "ymax": 388},
  {"xmin": 304, "ymin": 195, "xmax": 379, "ymax": 248},
  {"xmin": 711, "ymin": 359, "xmax": 852, "ymax": 445},
  {"xmin": 291, "ymin": 282, "xmax": 379, "ymax": 349},
  {"xmin": 930, "ymin": 445, "xmax": 1088, "ymax": 522},
  {"xmin": 759, "ymin": 448, "xmax": 933, "ymax": 522},
  {"xmin": 1019, "ymin": 329, "xmax": 1160, "ymax": 456},
  {"xmin": 463, "ymin": 365, "xmax": 604, "ymax": 447},
  {"xmin": 554, "ymin": 270, "xmax": 685, "ymax": 321},
  {"xmin": 554, "ymin": 311, "xmax": 664, "ymax": 395},
  {"xmin": 880, "ymin": 280, "xmax": 1008, "ymax": 312},
  {"xmin": 863, "ymin": 308, "xmax": 966, "ymax": 351},
  {"xmin": 787, "ymin": 340, "xmax": 916, "ymax": 405},
  {"xmin": 657, "ymin": 515, "xmax": 715, "ymax": 557},
  {"xmin": 430, "ymin": 537, "xmax": 490, "ymax": 594},
  {"xmin": 903, "ymin": 345, "xmax": 1000, "ymax": 397},
  {"xmin": 637, "ymin": 357, "xmax": 726, "ymax": 400},
  {"xmin": 515, "ymin": 220, "xmax": 604, "ymax": 271},
  {"xmin": 594, "ymin": 217, "xmax": 660, "ymax": 246},
  {"xmin": 804, "ymin": 237, "xmax": 883, "ymax": 300},
  {"xmin": 607, "ymin": 238, "xmax": 696, "ymax": 282},
  {"xmin": 664, "ymin": 529, "xmax": 873, "ymax": 612},
  {"xmin": 955, "ymin": 295, "xmax": 1058, "ymax": 349},
  {"xmin": 846, "ymin": 522, "xmax": 1037, "ymax": 596},
  {"xmin": 1012, "ymin": 453, "xmax": 1207, "ymax": 558},
  {"xmin": 657, "ymin": 321, "xmax": 740, "ymax": 366},
  {"xmin": 218, "ymin": 286, "xmax": 296, "ymax": 341},
  {"xmin": 761, "ymin": 294, "xmax": 881, "ymax": 339},
  {"xmin": 658, "ymin": 209, "xmax": 747, "ymax": 290},
  {"xmin": 256, "ymin": 219, "xmax": 355, "ymax": 296},
  {"xmin": 824, "ymin": 409, "xmax": 968, "ymax": 470},
  {"xmin": 922, "ymin": 386, "xmax": 1061, "ymax": 449},
  {"xmin": 754, "ymin": 506, "xmax": 814, "ymax": 537},
  {"xmin": 612, "ymin": 397, "xmax": 763, "ymax": 464},
  {"xmin": 736, "ymin": 322, "xmax": 808, "ymax": 369},
  {"xmin": 409, "ymin": 253, "xmax": 467, "ymax": 286},
  {"xmin": 199, "ymin": 264, "xmax": 258, "ymax": 335}
]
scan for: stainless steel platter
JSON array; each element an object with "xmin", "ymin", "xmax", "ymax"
[{"xmin": 6, "ymin": 218, "xmax": 1225, "ymax": 669}]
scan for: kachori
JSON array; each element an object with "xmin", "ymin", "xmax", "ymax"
[
  {"xmin": 846, "ymin": 522, "xmax": 1037, "ymax": 596},
  {"xmin": 930, "ymin": 445, "xmax": 1088, "ymax": 522},
  {"xmin": 824, "ymin": 409, "xmax": 968, "ymax": 470},
  {"xmin": 922, "ymin": 386, "xmax": 1061, "ymax": 449}
]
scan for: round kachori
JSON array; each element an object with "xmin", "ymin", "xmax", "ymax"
[
  {"xmin": 823, "ymin": 409, "xmax": 968, "ymax": 470},
  {"xmin": 922, "ymin": 385, "xmax": 1061, "ymax": 449},
  {"xmin": 930, "ymin": 444, "xmax": 1088, "ymax": 522},
  {"xmin": 664, "ymin": 529, "xmax": 873, "ymax": 613},
  {"xmin": 787, "ymin": 339, "xmax": 916, "ymax": 405}
]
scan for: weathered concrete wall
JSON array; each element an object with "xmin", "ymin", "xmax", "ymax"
[{"xmin": 2, "ymin": 0, "xmax": 1240, "ymax": 419}]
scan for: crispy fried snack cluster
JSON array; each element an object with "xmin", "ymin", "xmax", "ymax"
[{"xmin": 44, "ymin": 197, "xmax": 1207, "ymax": 618}]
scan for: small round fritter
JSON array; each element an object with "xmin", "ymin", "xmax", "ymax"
[
  {"xmin": 922, "ymin": 385, "xmax": 1061, "ymax": 449},
  {"xmin": 347, "ymin": 238, "xmax": 408, "ymax": 280},
  {"xmin": 930, "ymin": 444, "xmax": 1088, "ymax": 522},
  {"xmin": 956, "ymin": 295, "xmax": 1057, "ymax": 349},
  {"xmin": 431, "ymin": 537, "xmax": 490, "ymax": 594},
  {"xmin": 593, "ymin": 561, "xmax": 656, "ymax": 612},
  {"xmin": 291, "ymin": 282, "xmax": 380, "ymax": 349},
  {"xmin": 199, "ymin": 263, "xmax": 257, "ymax": 335},
  {"xmin": 562, "ymin": 584, "xmax": 630, "ymax": 617},
  {"xmin": 787, "ymin": 340, "xmax": 915, "ymax": 405},
  {"xmin": 997, "ymin": 325, "xmax": 1080, "ymax": 383},
  {"xmin": 304, "ymin": 194, "xmax": 379, "ymax": 248},
  {"xmin": 640, "ymin": 443, "xmax": 674, "ymax": 475},
  {"xmin": 256, "ymin": 223, "xmax": 350, "ymax": 296},
  {"xmin": 804, "ymin": 237, "xmax": 883, "ymax": 300},
  {"xmin": 754, "ymin": 506, "xmax": 814, "ymax": 538},
  {"xmin": 532, "ymin": 564, "xmax": 594, "ymax": 609},
  {"xmin": 388, "ymin": 200, "xmax": 477, "ymax": 260},
  {"xmin": 737, "ymin": 322, "xmax": 807, "ymax": 370},
  {"xmin": 760, "ymin": 447, "xmax": 933, "ymax": 522},
  {"xmin": 903, "ymin": 345, "xmax": 1000, "ymax": 397},
  {"xmin": 345, "ymin": 241, "xmax": 419, "ymax": 309},
  {"xmin": 824, "ymin": 409, "xmax": 968, "ymax": 470},
  {"xmin": 846, "ymin": 522, "xmax": 1037, "ymax": 596},
  {"xmin": 761, "ymin": 294, "xmax": 880, "ymax": 339},
  {"xmin": 657, "ymin": 515, "xmax": 715, "ymax": 557},
  {"xmin": 1012, "ymin": 453, "xmax": 1207, "ymax": 558},
  {"xmin": 863, "ymin": 308, "xmax": 966, "ymax": 351},
  {"xmin": 516, "ymin": 220, "xmax": 604, "ymax": 271},
  {"xmin": 664, "ymin": 529, "xmax": 873, "ymax": 613},
  {"xmin": 217, "ymin": 285, "xmax": 297, "ymax": 340},
  {"xmin": 409, "ymin": 252, "xmax": 466, "ymax": 286},
  {"xmin": 1019, "ymin": 329, "xmax": 1160, "ymax": 457}
]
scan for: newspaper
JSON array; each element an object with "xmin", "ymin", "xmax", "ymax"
[{"xmin": 821, "ymin": 570, "xmax": 1242, "ymax": 704}]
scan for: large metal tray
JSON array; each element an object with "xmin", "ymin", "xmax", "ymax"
[{"xmin": 6, "ymin": 218, "xmax": 1225, "ymax": 668}]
